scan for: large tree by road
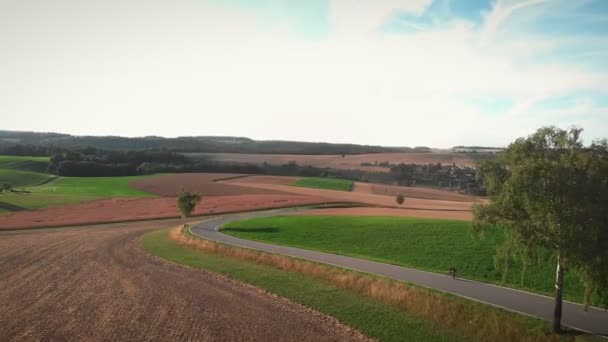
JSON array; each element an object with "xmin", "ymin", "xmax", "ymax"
[{"xmin": 473, "ymin": 127, "xmax": 608, "ymax": 333}]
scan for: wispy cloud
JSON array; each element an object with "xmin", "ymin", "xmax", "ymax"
[{"xmin": 480, "ymin": 0, "xmax": 552, "ymax": 43}]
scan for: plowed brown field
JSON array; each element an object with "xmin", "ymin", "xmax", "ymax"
[
  {"xmin": 0, "ymin": 221, "xmax": 368, "ymax": 341},
  {"xmin": 130, "ymin": 173, "xmax": 292, "ymax": 196},
  {"xmin": 221, "ymin": 177, "xmax": 476, "ymax": 212},
  {"xmin": 294, "ymin": 207, "xmax": 472, "ymax": 221},
  {"xmin": 196, "ymin": 152, "xmax": 475, "ymax": 171},
  {"xmin": 0, "ymin": 195, "xmax": 333, "ymax": 230},
  {"xmin": 353, "ymin": 182, "xmax": 481, "ymax": 203}
]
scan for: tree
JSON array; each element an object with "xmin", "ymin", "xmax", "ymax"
[
  {"xmin": 396, "ymin": 193, "xmax": 405, "ymax": 205},
  {"xmin": 177, "ymin": 189, "xmax": 202, "ymax": 221},
  {"xmin": 1, "ymin": 183, "xmax": 11, "ymax": 193},
  {"xmin": 473, "ymin": 127, "xmax": 608, "ymax": 334}
]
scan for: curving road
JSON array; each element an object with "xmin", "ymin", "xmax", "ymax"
[
  {"xmin": 0, "ymin": 217, "xmax": 369, "ymax": 341},
  {"xmin": 191, "ymin": 208, "xmax": 608, "ymax": 336}
]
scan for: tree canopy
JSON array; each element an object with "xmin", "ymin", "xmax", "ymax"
[
  {"xmin": 473, "ymin": 127, "xmax": 608, "ymax": 333},
  {"xmin": 177, "ymin": 189, "xmax": 202, "ymax": 219}
]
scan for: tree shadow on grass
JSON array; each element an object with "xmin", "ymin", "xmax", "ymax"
[
  {"xmin": 0, "ymin": 201, "xmax": 27, "ymax": 212},
  {"xmin": 223, "ymin": 227, "xmax": 280, "ymax": 234}
]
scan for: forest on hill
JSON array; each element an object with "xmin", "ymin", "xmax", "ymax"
[{"xmin": 0, "ymin": 130, "xmax": 429, "ymax": 155}]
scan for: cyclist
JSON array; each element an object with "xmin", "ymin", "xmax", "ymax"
[{"xmin": 448, "ymin": 266, "xmax": 457, "ymax": 279}]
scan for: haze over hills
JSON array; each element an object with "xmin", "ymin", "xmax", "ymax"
[{"xmin": 0, "ymin": 130, "xmax": 434, "ymax": 155}]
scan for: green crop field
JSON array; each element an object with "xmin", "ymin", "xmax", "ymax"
[
  {"xmin": 0, "ymin": 155, "xmax": 155, "ymax": 213},
  {"xmin": 0, "ymin": 176, "xmax": 155, "ymax": 214},
  {"xmin": 0, "ymin": 155, "xmax": 50, "ymax": 173},
  {"xmin": 0, "ymin": 169, "xmax": 53, "ymax": 187},
  {"xmin": 294, "ymin": 177, "xmax": 353, "ymax": 191},
  {"xmin": 34, "ymin": 176, "xmax": 154, "ymax": 197},
  {"xmin": 222, "ymin": 215, "xmax": 592, "ymax": 304}
]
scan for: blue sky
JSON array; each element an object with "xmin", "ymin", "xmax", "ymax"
[{"xmin": 2, "ymin": 0, "xmax": 607, "ymax": 147}]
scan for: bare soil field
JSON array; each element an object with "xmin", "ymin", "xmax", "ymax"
[
  {"xmin": 354, "ymin": 182, "xmax": 481, "ymax": 203},
  {"xmin": 197, "ymin": 152, "xmax": 476, "ymax": 171},
  {"xmin": 0, "ymin": 221, "xmax": 367, "ymax": 341},
  {"xmin": 221, "ymin": 177, "xmax": 475, "ymax": 212},
  {"xmin": 130, "ymin": 173, "xmax": 293, "ymax": 196},
  {"xmin": 0, "ymin": 195, "xmax": 333, "ymax": 230},
  {"xmin": 293, "ymin": 207, "xmax": 472, "ymax": 221}
]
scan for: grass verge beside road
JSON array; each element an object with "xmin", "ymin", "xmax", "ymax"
[
  {"xmin": 294, "ymin": 177, "xmax": 353, "ymax": 191},
  {"xmin": 222, "ymin": 215, "xmax": 592, "ymax": 305},
  {"xmin": 143, "ymin": 227, "xmax": 595, "ymax": 342}
]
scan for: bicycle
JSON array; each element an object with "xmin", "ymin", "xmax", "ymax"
[{"xmin": 448, "ymin": 267, "xmax": 457, "ymax": 279}]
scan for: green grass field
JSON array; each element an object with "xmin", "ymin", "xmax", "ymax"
[
  {"xmin": 222, "ymin": 215, "xmax": 592, "ymax": 304},
  {"xmin": 141, "ymin": 229, "xmax": 463, "ymax": 342},
  {"xmin": 294, "ymin": 177, "xmax": 353, "ymax": 191},
  {"xmin": 0, "ymin": 169, "xmax": 53, "ymax": 187},
  {"xmin": 0, "ymin": 155, "xmax": 155, "ymax": 213},
  {"xmin": 34, "ymin": 176, "xmax": 154, "ymax": 197},
  {"xmin": 0, "ymin": 155, "xmax": 50, "ymax": 173}
]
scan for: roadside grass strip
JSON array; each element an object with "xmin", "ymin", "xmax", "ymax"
[
  {"xmin": 142, "ymin": 226, "xmax": 599, "ymax": 342},
  {"xmin": 294, "ymin": 177, "xmax": 354, "ymax": 191},
  {"xmin": 222, "ymin": 215, "xmax": 593, "ymax": 305}
]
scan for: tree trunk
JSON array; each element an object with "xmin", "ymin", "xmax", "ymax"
[{"xmin": 553, "ymin": 255, "xmax": 565, "ymax": 334}]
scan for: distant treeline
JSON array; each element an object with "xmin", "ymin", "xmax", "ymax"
[
  {"xmin": 2, "ymin": 143, "xmax": 484, "ymax": 194},
  {"xmin": 0, "ymin": 130, "xmax": 430, "ymax": 155},
  {"xmin": 47, "ymin": 149, "xmax": 189, "ymax": 176},
  {"xmin": 0, "ymin": 144, "xmax": 62, "ymax": 157}
]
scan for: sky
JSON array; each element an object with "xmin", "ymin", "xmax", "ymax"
[{"xmin": 1, "ymin": 0, "xmax": 607, "ymax": 148}]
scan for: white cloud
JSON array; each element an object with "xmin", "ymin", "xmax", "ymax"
[{"xmin": 329, "ymin": 0, "xmax": 433, "ymax": 35}]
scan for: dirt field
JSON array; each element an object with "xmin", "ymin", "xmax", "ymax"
[
  {"xmin": 130, "ymin": 173, "xmax": 293, "ymax": 196},
  {"xmin": 0, "ymin": 222, "xmax": 368, "ymax": 341},
  {"xmin": 0, "ymin": 195, "xmax": 333, "ymax": 230},
  {"xmin": 221, "ymin": 177, "xmax": 476, "ymax": 212},
  {"xmin": 294, "ymin": 207, "xmax": 472, "ymax": 221},
  {"xmin": 197, "ymin": 152, "xmax": 476, "ymax": 171},
  {"xmin": 354, "ymin": 182, "xmax": 481, "ymax": 203}
]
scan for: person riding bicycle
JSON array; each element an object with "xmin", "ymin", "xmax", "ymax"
[{"xmin": 448, "ymin": 266, "xmax": 457, "ymax": 279}]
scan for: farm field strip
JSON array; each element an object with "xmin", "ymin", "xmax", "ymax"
[
  {"xmin": 294, "ymin": 177, "xmax": 354, "ymax": 191},
  {"xmin": 221, "ymin": 177, "xmax": 475, "ymax": 214},
  {"xmin": 0, "ymin": 195, "xmax": 334, "ymax": 230},
  {"xmin": 192, "ymin": 152, "xmax": 477, "ymax": 171},
  {"xmin": 129, "ymin": 173, "xmax": 294, "ymax": 196}
]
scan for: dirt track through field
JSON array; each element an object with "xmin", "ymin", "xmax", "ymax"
[{"xmin": 0, "ymin": 221, "xmax": 368, "ymax": 341}]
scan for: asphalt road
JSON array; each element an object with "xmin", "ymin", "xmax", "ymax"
[{"xmin": 190, "ymin": 208, "xmax": 608, "ymax": 336}]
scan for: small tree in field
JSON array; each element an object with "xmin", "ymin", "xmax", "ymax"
[
  {"xmin": 177, "ymin": 189, "xmax": 202, "ymax": 223},
  {"xmin": 396, "ymin": 193, "xmax": 405, "ymax": 205},
  {"xmin": 474, "ymin": 127, "xmax": 608, "ymax": 334},
  {"xmin": 0, "ymin": 183, "xmax": 11, "ymax": 193}
]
